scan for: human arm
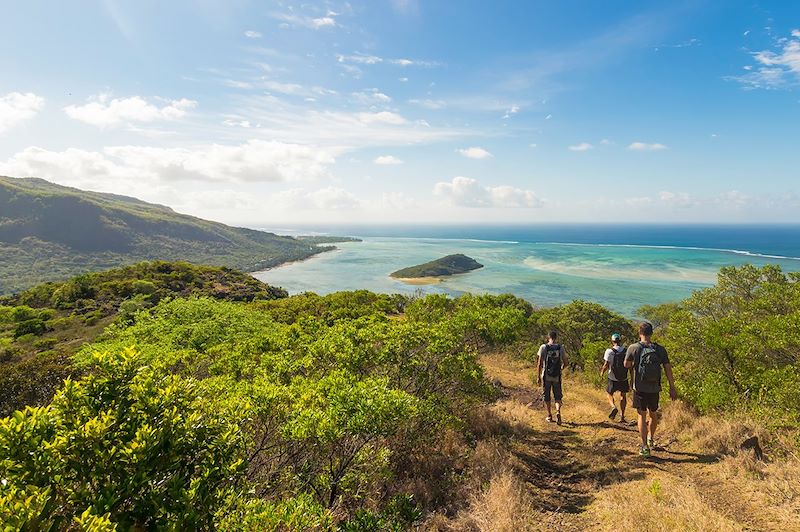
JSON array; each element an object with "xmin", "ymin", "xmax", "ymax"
[
  {"xmin": 624, "ymin": 349, "xmax": 635, "ymax": 369},
  {"xmin": 536, "ymin": 355, "xmax": 543, "ymax": 385},
  {"xmin": 560, "ymin": 346, "xmax": 568, "ymax": 371},
  {"xmin": 536, "ymin": 345, "xmax": 543, "ymax": 385},
  {"xmin": 664, "ymin": 363, "xmax": 678, "ymax": 400},
  {"xmin": 600, "ymin": 349, "xmax": 612, "ymax": 376}
]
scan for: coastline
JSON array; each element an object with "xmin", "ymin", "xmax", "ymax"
[
  {"xmin": 391, "ymin": 276, "xmax": 444, "ymax": 285},
  {"xmin": 250, "ymin": 246, "xmax": 339, "ymax": 275}
]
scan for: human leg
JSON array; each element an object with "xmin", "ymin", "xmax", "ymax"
[
  {"xmin": 554, "ymin": 381, "xmax": 563, "ymax": 424},
  {"xmin": 543, "ymin": 381, "xmax": 553, "ymax": 420},
  {"xmin": 648, "ymin": 409, "xmax": 661, "ymax": 443}
]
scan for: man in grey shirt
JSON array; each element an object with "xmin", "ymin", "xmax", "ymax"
[
  {"xmin": 536, "ymin": 330, "xmax": 568, "ymax": 425},
  {"xmin": 624, "ymin": 322, "xmax": 678, "ymax": 457}
]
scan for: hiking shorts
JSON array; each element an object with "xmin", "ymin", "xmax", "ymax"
[
  {"xmin": 633, "ymin": 390, "xmax": 660, "ymax": 412},
  {"xmin": 543, "ymin": 379, "xmax": 563, "ymax": 402},
  {"xmin": 606, "ymin": 379, "xmax": 630, "ymax": 394}
]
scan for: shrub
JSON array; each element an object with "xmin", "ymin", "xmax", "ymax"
[{"xmin": 0, "ymin": 347, "xmax": 246, "ymax": 529}]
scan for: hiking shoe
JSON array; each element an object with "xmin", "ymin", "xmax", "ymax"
[
  {"xmin": 545, "ymin": 416, "xmax": 553, "ymax": 423},
  {"xmin": 647, "ymin": 437, "xmax": 655, "ymax": 449},
  {"xmin": 618, "ymin": 417, "xmax": 627, "ymax": 424},
  {"xmin": 556, "ymin": 413, "xmax": 562, "ymax": 426},
  {"xmin": 639, "ymin": 446, "xmax": 651, "ymax": 458},
  {"xmin": 608, "ymin": 407, "xmax": 618, "ymax": 420}
]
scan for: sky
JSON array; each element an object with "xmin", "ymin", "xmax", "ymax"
[{"xmin": 1, "ymin": 0, "xmax": 799, "ymax": 226}]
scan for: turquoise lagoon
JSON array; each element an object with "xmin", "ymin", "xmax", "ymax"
[{"xmin": 254, "ymin": 231, "xmax": 800, "ymax": 316}]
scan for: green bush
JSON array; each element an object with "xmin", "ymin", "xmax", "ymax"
[
  {"xmin": 13, "ymin": 318, "xmax": 48, "ymax": 338},
  {"xmin": 0, "ymin": 347, "xmax": 246, "ymax": 529}
]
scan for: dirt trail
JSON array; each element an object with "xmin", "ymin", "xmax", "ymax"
[{"xmin": 477, "ymin": 352, "xmax": 800, "ymax": 532}]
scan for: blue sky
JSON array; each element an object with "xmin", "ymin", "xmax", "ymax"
[{"xmin": 1, "ymin": 0, "xmax": 798, "ymax": 224}]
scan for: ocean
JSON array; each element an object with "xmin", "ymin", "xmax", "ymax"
[{"xmin": 253, "ymin": 225, "xmax": 800, "ymax": 317}]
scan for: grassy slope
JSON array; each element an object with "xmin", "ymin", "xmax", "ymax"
[
  {"xmin": 390, "ymin": 253, "xmax": 484, "ymax": 278},
  {"xmin": 426, "ymin": 352, "xmax": 800, "ymax": 531},
  {"xmin": 0, "ymin": 176, "xmax": 332, "ymax": 294}
]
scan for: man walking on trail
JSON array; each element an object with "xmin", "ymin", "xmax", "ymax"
[
  {"xmin": 537, "ymin": 330, "xmax": 568, "ymax": 425},
  {"xmin": 599, "ymin": 333, "xmax": 630, "ymax": 423},
  {"xmin": 625, "ymin": 322, "xmax": 678, "ymax": 457}
]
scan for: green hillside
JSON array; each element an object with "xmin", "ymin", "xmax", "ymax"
[
  {"xmin": 0, "ymin": 260, "xmax": 288, "ymax": 416},
  {"xmin": 0, "ymin": 176, "xmax": 334, "ymax": 294},
  {"xmin": 390, "ymin": 253, "xmax": 484, "ymax": 278}
]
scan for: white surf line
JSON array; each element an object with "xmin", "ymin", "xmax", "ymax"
[{"xmin": 538, "ymin": 241, "xmax": 800, "ymax": 261}]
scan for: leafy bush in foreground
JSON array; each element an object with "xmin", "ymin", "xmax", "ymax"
[{"xmin": 0, "ymin": 347, "xmax": 245, "ymax": 530}]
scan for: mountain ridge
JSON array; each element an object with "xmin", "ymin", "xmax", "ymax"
[{"xmin": 0, "ymin": 175, "xmax": 334, "ymax": 293}]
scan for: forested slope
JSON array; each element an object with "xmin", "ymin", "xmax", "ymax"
[{"xmin": 0, "ymin": 176, "xmax": 334, "ymax": 293}]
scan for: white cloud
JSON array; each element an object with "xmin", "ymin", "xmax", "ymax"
[
  {"xmin": 63, "ymin": 95, "xmax": 197, "ymax": 127},
  {"xmin": 731, "ymin": 29, "xmax": 800, "ymax": 89},
  {"xmin": 374, "ymin": 155, "xmax": 403, "ymax": 165},
  {"xmin": 222, "ymin": 119, "xmax": 252, "ymax": 128},
  {"xmin": 244, "ymin": 30, "xmax": 262, "ymax": 38},
  {"xmin": 272, "ymin": 186, "xmax": 360, "ymax": 210},
  {"xmin": 223, "ymin": 79, "xmax": 254, "ymax": 90},
  {"xmin": 311, "ymin": 17, "xmax": 336, "ymax": 28},
  {"xmin": 272, "ymin": 12, "xmax": 338, "ymax": 30},
  {"xmin": 568, "ymin": 142, "xmax": 593, "ymax": 151},
  {"xmin": 409, "ymin": 98, "xmax": 446, "ymax": 109},
  {"xmin": 356, "ymin": 111, "xmax": 407, "ymax": 125},
  {"xmin": 0, "ymin": 92, "xmax": 45, "ymax": 133},
  {"xmin": 336, "ymin": 53, "xmax": 382, "ymax": 65},
  {"xmin": 0, "ymin": 141, "xmax": 339, "ymax": 189},
  {"xmin": 261, "ymin": 80, "xmax": 305, "ymax": 95},
  {"xmin": 434, "ymin": 176, "xmax": 541, "ymax": 208},
  {"xmin": 659, "ymin": 190, "xmax": 695, "ymax": 208},
  {"xmin": 352, "ymin": 88, "xmax": 392, "ymax": 104},
  {"xmin": 457, "ymin": 146, "xmax": 493, "ymax": 159},
  {"xmin": 502, "ymin": 105, "xmax": 520, "ymax": 119},
  {"xmin": 389, "ymin": 58, "xmax": 439, "ymax": 67},
  {"xmin": 228, "ymin": 94, "xmax": 466, "ymax": 146},
  {"xmin": 628, "ymin": 141, "xmax": 668, "ymax": 151}
]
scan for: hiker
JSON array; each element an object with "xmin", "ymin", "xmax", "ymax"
[
  {"xmin": 599, "ymin": 333, "xmax": 630, "ymax": 423},
  {"xmin": 536, "ymin": 330, "xmax": 568, "ymax": 425},
  {"xmin": 624, "ymin": 322, "xmax": 678, "ymax": 457}
]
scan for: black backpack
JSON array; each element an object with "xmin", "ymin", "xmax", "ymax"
[
  {"xmin": 636, "ymin": 343, "xmax": 662, "ymax": 385},
  {"xmin": 544, "ymin": 344, "xmax": 562, "ymax": 379},
  {"xmin": 610, "ymin": 345, "xmax": 628, "ymax": 380}
]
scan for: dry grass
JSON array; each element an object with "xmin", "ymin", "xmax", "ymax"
[
  {"xmin": 592, "ymin": 474, "xmax": 743, "ymax": 532},
  {"xmin": 660, "ymin": 400, "xmax": 766, "ymax": 456},
  {"xmin": 429, "ymin": 470, "xmax": 540, "ymax": 532}
]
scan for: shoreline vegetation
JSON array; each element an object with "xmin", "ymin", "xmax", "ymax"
[
  {"xmin": 0, "ymin": 176, "xmax": 360, "ymax": 294},
  {"xmin": 0, "ymin": 261, "xmax": 798, "ymax": 529}
]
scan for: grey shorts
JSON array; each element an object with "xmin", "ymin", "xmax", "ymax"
[{"xmin": 543, "ymin": 379, "xmax": 563, "ymax": 402}]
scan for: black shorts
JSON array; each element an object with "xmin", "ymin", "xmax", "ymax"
[
  {"xmin": 606, "ymin": 379, "xmax": 630, "ymax": 394},
  {"xmin": 543, "ymin": 380, "xmax": 563, "ymax": 402},
  {"xmin": 633, "ymin": 390, "xmax": 660, "ymax": 412}
]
